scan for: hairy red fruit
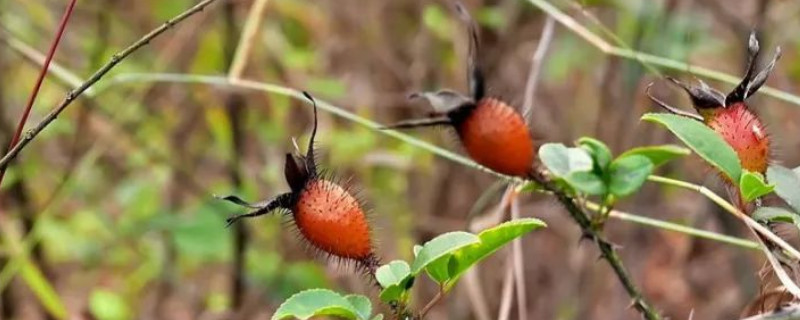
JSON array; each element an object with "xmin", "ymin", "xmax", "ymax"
[
  {"xmin": 702, "ymin": 103, "xmax": 769, "ymax": 174},
  {"xmin": 294, "ymin": 180, "xmax": 373, "ymax": 260},
  {"xmin": 457, "ymin": 98, "xmax": 535, "ymax": 176},
  {"xmin": 220, "ymin": 92, "xmax": 377, "ymax": 269},
  {"xmin": 647, "ymin": 31, "xmax": 780, "ymax": 178},
  {"xmin": 381, "ymin": 4, "xmax": 537, "ymax": 178}
]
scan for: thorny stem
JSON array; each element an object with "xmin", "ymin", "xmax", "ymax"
[
  {"xmin": 0, "ymin": 0, "xmax": 78, "ymax": 193},
  {"xmin": 0, "ymin": 0, "xmax": 223, "ymax": 176},
  {"xmin": 527, "ymin": 171, "xmax": 661, "ymax": 320}
]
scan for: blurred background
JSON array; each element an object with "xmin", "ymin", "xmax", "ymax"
[{"xmin": 1, "ymin": 0, "xmax": 800, "ymax": 319}]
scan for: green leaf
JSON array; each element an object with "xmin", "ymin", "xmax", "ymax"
[
  {"xmin": 271, "ymin": 289, "xmax": 363, "ymax": 320},
  {"xmin": 753, "ymin": 207, "xmax": 800, "ymax": 227},
  {"xmin": 413, "ymin": 245, "xmax": 423, "ymax": 257},
  {"xmin": 565, "ymin": 171, "xmax": 606, "ymax": 195},
  {"xmin": 379, "ymin": 285, "xmax": 405, "ymax": 304},
  {"xmin": 21, "ymin": 260, "xmax": 68, "ymax": 319},
  {"xmin": 577, "ymin": 137, "xmax": 612, "ymax": 170},
  {"xmin": 618, "ymin": 144, "xmax": 690, "ymax": 168},
  {"xmin": 375, "ymin": 261, "xmax": 413, "ymax": 303},
  {"xmin": 410, "ymin": 232, "xmax": 480, "ymax": 282},
  {"xmin": 371, "ymin": 315, "xmax": 384, "ymax": 320},
  {"xmin": 608, "ymin": 155, "xmax": 654, "ymax": 197},
  {"xmin": 345, "ymin": 295, "xmax": 372, "ymax": 320},
  {"xmin": 89, "ymin": 289, "xmax": 130, "ymax": 320},
  {"xmin": 446, "ymin": 219, "xmax": 546, "ymax": 288},
  {"xmin": 642, "ymin": 113, "xmax": 742, "ymax": 182},
  {"xmin": 767, "ymin": 165, "xmax": 800, "ymax": 213},
  {"xmin": 539, "ymin": 143, "xmax": 593, "ymax": 177},
  {"xmin": 739, "ymin": 170, "xmax": 775, "ymax": 202},
  {"xmin": 375, "ymin": 261, "xmax": 411, "ymax": 288},
  {"xmin": 422, "ymin": 4, "xmax": 452, "ymax": 40}
]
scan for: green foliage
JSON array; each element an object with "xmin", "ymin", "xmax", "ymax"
[
  {"xmin": 618, "ymin": 145, "xmax": 691, "ymax": 168},
  {"xmin": 444, "ymin": 219, "xmax": 546, "ymax": 288},
  {"xmin": 423, "ymin": 4, "xmax": 453, "ymax": 40},
  {"xmin": 374, "ymin": 219, "xmax": 545, "ymax": 307},
  {"xmin": 90, "ymin": 289, "xmax": 131, "ymax": 320},
  {"xmin": 171, "ymin": 204, "xmax": 231, "ymax": 262},
  {"xmin": 21, "ymin": 259, "xmax": 68, "ymax": 320},
  {"xmin": 539, "ymin": 143, "xmax": 604, "ymax": 194},
  {"xmin": 541, "ymin": 138, "xmax": 677, "ymax": 199},
  {"xmin": 739, "ymin": 171, "xmax": 775, "ymax": 202},
  {"xmin": 578, "ymin": 137, "xmax": 613, "ymax": 170},
  {"xmin": 375, "ymin": 261, "xmax": 413, "ymax": 304},
  {"xmin": 753, "ymin": 207, "xmax": 800, "ymax": 229},
  {"xmin": 267, "ymin": 218, "xmax": 545, "ymax": 320},
  {"xmin": 476, "ymin": 6, "xmax": 507, "ymax": 30},
  {"xmin": 411, "ymin": 232, "xmax": 480, "ymax": 283},
  {"xmin": 767, "ymin": 165, "xmax": 800, "ymax": 213},
  {"xmin": 642, "ymin": 113, "xmax": 742, "ymax": 182},
  {"xmin": 540, "ymin": 143, "xmax": 594, "ymax": 176},
  {"xmin": 608, "ymin": 155, "xmax": 653, "ymax": 197},
  {"xmin": 271, "ymin": 289, "xmax": 376, "ymax": 320}
]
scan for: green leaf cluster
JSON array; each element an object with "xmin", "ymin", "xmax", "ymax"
[
  {"xmin": 271, "ymin": 289, "xmax": 382, "ymax": 320},
  {"xmin": 537, "ymin": 137, "xmax": 688, "ymax": 200},
  {"xmin": 271, "ymin": 219, "xmax": 546, "ymax": 319}
]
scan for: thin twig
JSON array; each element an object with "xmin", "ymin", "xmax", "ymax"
[
  {"xmin": 0, "ymin": 0, "xmax": 223, "ymax": 174},
  {"xmin": 510, "ymin": 196, "xmax": 528, "ymax": 320},
  {"xmin": 419, "ymin": 286, "xmax": 446, "ymax": 319},
  {"xmin": 497, "ymin": 254, "xmax": 515, "ymax": 320},
  {"xmin": 647, "ymin": 175, "xmax": 800, "ymax": 298},
  {"xmin": 227, "ymin": 0, "xmax": 270, "ymax": 81},
  {"xmin": 0, "ymin": 0, "xmax": 78, "ymax": 191},
  {"xmin": 647, "ymin": 175, "xmax": 800, "ymax": 260},
  {"xmin": 522, "ymin": 16, "xmax": 555, "ymax": 120},
  {"xmin": 462, "ymin": 269, "xmax": 491, "ymax": 320},
  {"xmin": 0, "ymin": 30, "xmax": 85, "ymax": 91},
  {"xmin": 222, "ymin": 0, "xmax": 249, "ymax": 311},
  {"xmin": 579, "ymin": 200, "xmax": 760, "ymax": 250}
]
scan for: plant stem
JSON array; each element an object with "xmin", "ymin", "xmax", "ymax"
[
  {"xmin": 509, "ymin": 197, "xmax": 528, "ymax": 320},
  {"xmin": 0, "ymin": 0, "xmax": 223, "ymax": 174},
  {"xmin": 583, "ymin": 201, "xmax": 760, "ymax": 250},
  {"xmin": 0, "ymin": 0, "xmax": 78, "ymax": 192},
  {"xmin": 528, "ymin": 171, "xmax": 661, "ymax": 320},
  {"xmin": 222, "ymin": 0, "xmax": 250, "ymax": 310},
  {"xmin": 419, "ymin": 286, "xmax": 446, "ymax": 319},
  {"xmin": 647, "ymin": 175, "xmax": 800, "ymax": 260}
]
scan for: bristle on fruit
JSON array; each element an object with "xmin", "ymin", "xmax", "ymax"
[{"xmin": 294, "ymin": 180, "xmax": 373, "ymax": 260}]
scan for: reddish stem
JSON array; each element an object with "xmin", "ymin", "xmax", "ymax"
[{"xmin": 0, "ymin": 0, "xmax": 78, "ymax": 191}]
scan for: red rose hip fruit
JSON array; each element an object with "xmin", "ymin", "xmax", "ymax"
[
  {"xmin": 382, "ymin": 3, "xmax": 536, "ymax": 178},
  {"xmin": 219, "ymin": 92, "xmax": 377, "ymax": 268}
]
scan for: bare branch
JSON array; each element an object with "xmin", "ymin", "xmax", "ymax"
[
  {"xmin": 522, "ymin": 17, "xmax": 555, "ymax": 122},
  {"xmin": 0, "ymin": 0, "xmax": 223, "ymax": 174}
]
